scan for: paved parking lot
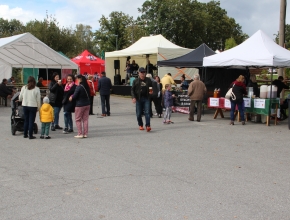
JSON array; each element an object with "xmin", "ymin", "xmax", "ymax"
[{"xmin": 1, "ymin": 95, "xmax": 290, "ymax": 220}]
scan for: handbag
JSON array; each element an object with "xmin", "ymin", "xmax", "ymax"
[{"xmin": 225, "ymin": 84, "xmax": 236, "ymax": 100}]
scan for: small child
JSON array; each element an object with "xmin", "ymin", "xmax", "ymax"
[
  {"xmin": 163, "ymin": 84, "xmax": 175, "ymax": 124},
  {"xmin": 39, "ymin": 97, "xmax": 54, "ymax": 139}
]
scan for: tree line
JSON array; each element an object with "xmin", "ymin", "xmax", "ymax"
[{"xmin": 1, "ymin": 0, "xmax": 270, "ymax": 59}]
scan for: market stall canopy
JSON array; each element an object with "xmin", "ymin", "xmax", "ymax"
[
  {"xmin": 71, "ymin": 50, "xmax": 105, "ymax": 74},
  {"xmin": 157, "ymin": 43, "xmax": 215, "ymax": 67},
  {"xmin": 105, "ymin": 34, "xmax": 188, "ymax": 57},
  {"xmin": 0, "ymin": 33, "xmax": 78, "ymax": 69},
  {"xmin": 203, "ymin": 30, "xmax": 290, "ymax": 68}
]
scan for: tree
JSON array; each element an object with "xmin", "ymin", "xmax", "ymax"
[
  {"xmin": 94, "ymin": 11, "xmax": 134, "ymax": 55},
  {"xmin": 0, "ymin": 18, "xmax": 25, "ymax": 37},
  {"xmin": 137, "ymin": 0, "xmax": 247, "ymax": 50},
  {"xmin": 225, "ymin": 37, "xmax": 237, "ymax": 50}
]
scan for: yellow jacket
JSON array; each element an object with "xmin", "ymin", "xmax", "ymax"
[
  {"xmin": 161, "ymin": 74, "xmax": 176, "ymax": 90},
  {"xmin": 39, "ymin": 103, "xmax": 54, "ymax": 123}
]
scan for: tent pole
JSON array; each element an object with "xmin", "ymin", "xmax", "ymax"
[
  {"xmin": 46, "ymin": 68, "xmax": 48, "ymax": 86},
  {"xmin": 268, "ymin": 67, "xmax": 274, "ymax": 126}
]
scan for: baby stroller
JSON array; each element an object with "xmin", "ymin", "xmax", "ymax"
[{"xmin": 11, "ymin": 92, "xmax": 38, "ymax": 135}]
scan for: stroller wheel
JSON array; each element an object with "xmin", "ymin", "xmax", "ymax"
[
  {"xmin": 11, "ymin": 124, "xmax": 17, "ymax": 135},
  {"xmin": 33, "ymin": 123, "xmax": 38, "ymax": 134}
]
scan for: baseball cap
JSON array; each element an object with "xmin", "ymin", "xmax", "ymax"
[{"xmin": 139, "ymin": 67, "xmax": 146, "ymax": 72}]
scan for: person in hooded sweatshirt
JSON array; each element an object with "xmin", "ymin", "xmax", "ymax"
[{"xmin": 39, "ymin": 97, "xmax": 54, "ymax": 139}]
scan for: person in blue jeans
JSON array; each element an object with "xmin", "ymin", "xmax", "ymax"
[
  {"xmin": 131, "ymin": 67, "xmax": 153, "ymax": 132},
  {"xmin": 229, "ymin": 75, "xmax": 247, "ymax": 125},
  {"xmin": 48, "ymin": 72, "xmax": 64, "ymax": 131},
  {"xmin": 19, "ymin": 76, "xmax": 41, "ymax": 139}
]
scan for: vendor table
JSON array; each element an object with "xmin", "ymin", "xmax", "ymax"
[{"xmin": 207, "ymin": 97, "xmax": 279, "ymax": 126}]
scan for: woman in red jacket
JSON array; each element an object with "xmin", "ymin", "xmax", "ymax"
[{"xmin": 87, "ymin": 75, "xmax": 96, "ymax": 115}]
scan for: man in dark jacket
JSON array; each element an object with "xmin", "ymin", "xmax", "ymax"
[
  {"xmin": 0, "ymin": 78, "xmax": 13, "ymax": 98},
  {"xmin": 272, "ymin": 76, "xmax": 289, "ymax": 97},
  {"xmin": 98, "ymin": 71, "xmax": 112, "ymax": 116},
  {"xmin": 0, "ymin": 78, "xmax": 13, "ymax": 106},
  {"xmin": 131, "ymin": 67, "xmax": 153, "ymax": 132}
]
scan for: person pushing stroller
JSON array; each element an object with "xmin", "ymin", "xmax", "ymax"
[{"xmin": 39, "ymin": 97, "xmax": 54, "ymax": 139}]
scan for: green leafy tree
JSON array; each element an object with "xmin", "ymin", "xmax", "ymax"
[
  {"xmin": 137, "ymin": 0, "xmax": 247, "ymax": 50},
  {"xmin": 0, "ymin": 18, "xmax": 25, "ymax": 37},
  {"xmin": 225, "ymin": 37, "xmax": 237, "ymax": 50},
  {"xmin": 94, "ymin": 11, "xmax": 134, "ymax": 55}
]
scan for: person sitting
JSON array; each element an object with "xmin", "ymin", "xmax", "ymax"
[
  {"xmin": 37, "ymin": 77, "xmax": 45, "ymax": 87},
  {"xmin": 180, "ymin": 74, "xmax": 189, "ymax": 90},
  {"xmin": 7, "ymin": 76, "xmax": 15, "ymax": 84}
]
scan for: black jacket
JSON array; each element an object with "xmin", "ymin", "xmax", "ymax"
[
  {"xmin": 49, "ymin": 81, "xmax": 64, "ymax": 107},
  {"xmin": 247, "ymin": 80, "xmax": 259, "ymax": 97},
  {"xmin": 272, "ymin": 79, "xmax": 289, "ymax": 97},
  {"xmin": 98, "ymin": 76, "xmax": 112, "ymax": 96},
  {"xmin": 230, "ymin": 81, "xmax": 247, "ymax": 103},
  {"xmin": 72, "ymin": 85, "xmax": 90, "ymax": 107},
  {"xmin": 0, "ymin": 83, "xmax": 12, "ymax": 97},
  {"xmin": 131, "ymin": 77, "xmax": 153, "ymax": 100},
  {"xmin": 63, "ymin": 84, "xmax": 77, "ymax": 112}
]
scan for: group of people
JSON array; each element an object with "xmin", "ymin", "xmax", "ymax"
[
  {"xmin": 131, "ymin": 67, "xmax": 207, "ymax": 131},
  {"xmin": 228, "ymin": 74, "xmax": 290, "ymax": 125},
  {"xmin": 17, "ymin": 71, "xmax": 112, "ymax": 139}
]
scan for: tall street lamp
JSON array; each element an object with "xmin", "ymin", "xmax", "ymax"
[{"xmin": 113, "ymin": 34, "xmax": 118, "ymax": 50}]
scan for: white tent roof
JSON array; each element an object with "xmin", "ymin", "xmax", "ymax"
[
  {"xmin": 106, "ymin": 34, "xmax": 186, "ymax": 57},
  {"xmin": 0, "ymin": 33, "xmax": 78, "ymax": 69},
  {"xmin": 203, "ymin": 30, "xmax": 290, "ymax": 67}
]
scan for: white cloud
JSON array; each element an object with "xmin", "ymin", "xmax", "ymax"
[{"xmin": 0, "ymin": 4, "xmax": 44, "ymax": 24}]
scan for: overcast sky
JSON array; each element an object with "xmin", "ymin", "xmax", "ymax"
[{"xmin": 0, "ymin": 0, "xmax": 289, "ymax": 40}]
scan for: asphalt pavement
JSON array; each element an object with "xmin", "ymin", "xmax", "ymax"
[{"xmin": 0, "ymin": 95, "xmax": 290, "ymax": 220}]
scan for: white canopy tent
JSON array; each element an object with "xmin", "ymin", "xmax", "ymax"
[
  {"xmin": 203, "ymin": 30, "xmax": 290, "ymax": 68},
  {"xmin": 105, "ymin": 35, "xmax": 196, "ymax": 81},
  {"xmin": 203, "ymin": 30, "xmax": 290, "ymax": 126},
  {"xmin": 0, "ymin": 33, "xmax": 78, "ymax": 80}
]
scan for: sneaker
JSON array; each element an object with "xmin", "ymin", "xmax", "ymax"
[
  {"xmin": 45, "ymin": 136, "xmax": 51, "ymax": 139},
  {"xmin": 63, "ymin": 128, "xmax": 69, "ymax": 134},
  {"xmin": 146, "ymin": 126, "xmax": 151, "ymax": 132},
  {"xmin": 83, "ymin": 135, "xmax": 87, "ymax": 138},
  {"xmin": 74, "ymin": 135, "xmax": 83, "ymax": 139},
  {"xmin": 29, "ymin": 136, "xmax": 36, "ymax": 139},
  {"xmin": 68, "ymin": 129, "xmax": 74, "ymax": 133},
  {"xmin": 154, "ymin": 113, "xmax": 158, "ymax": 116},
  {"xmin": 51, "ymin": 126, "xmax": 55, "ymax": 131},
  {"xmin": 54, "ymin": 125, "xmax": 63, "ymax": 129},
  {"xmin": 40, "ymin": 135, "xmax": 44, "ymax": 139},
  {"xmin": 139, "ymin": 126, "xmax": 144, "ymax": 130}
]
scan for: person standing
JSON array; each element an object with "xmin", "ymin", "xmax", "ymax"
[
  {"xmin": 87, "ymin": 75, "xmax": 96, "ymax": 115},
  {"xmin": 153, "ymin": 76, "xmax": 163, "ymax": 118},
  {"xmin": 228, "ymin": 75, "xmax": 247, "ymax": 125},
  {"xmin": 145, "ymin": 60, "xmax": 157, "ymax": 77},
  {"xmin": 272, "ymin": 76, "xmax": 289, "ymax": 98},
  {"xmin": 69, "ymin": 75, "xmax": 90, "ymax": 138},
  {"xmin": 146, "ymin": 73, "xmax": 159, "ymax": 118},
  {"xmin": 161, "ymin": 73, "xmax": 176, "ymax": 90},
  {"xmin": 188, "ymin": 73, "xmax": 207, "ymax": 122},
  {"xmin": 39, "ymin": 97, "xmax": 54, "ymax": 139},
  {"xmin": 0, "ymin": 78, "xmax": 13, "ymax": 100},
  {"xmin": 163, "ymin": 84, "xmax": 175, "ymax": 124},
  {"xmin": 130, "ymin": 60, "xmax": 139, "ymax": 78},
  {"xmin": 36, "ymin": 77, "xmax": 45, "ymax": 88},
  {"xmin": 19, "ymin": 76, "xmax": 41, "ymax": 139},
  {"xmin": 131, "ymin": 67, "xmax": 153, "ymax": 132},
  {"xmin": 124, "ymin": 60, "xmax": 131, "ymax": 85},
  {"xmin": 62, "ymin": 75, "xmax": 76, "ymax": 134},
  {"xmin": 49, "ymin": 72, "xmax": 64, "ymax": 131},
  {"xmin": 98, "ymin": 71, "xmax": 112, "ymax": 116}
]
